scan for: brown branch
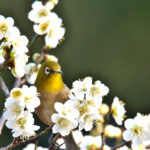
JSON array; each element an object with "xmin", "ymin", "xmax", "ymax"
[
  {"xmin": 100, "ymin": 124, "xmax": 105, "ymax": 150},
  {"xmin": 0, "ymin": 125, "xmax": 53, "ymax": 150},
  {"xmin": 49, "ymin": 133, "xmax": 61, "ymax": 150},
  {"xmin": 110, "ymin": 141, "xmax": 130, "ymax": 150}
]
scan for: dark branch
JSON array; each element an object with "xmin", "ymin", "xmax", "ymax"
[
  {"xmin": 28, "ymin": 34, "xmax": 40, "ymax": 50},
  {"xmin": 0, "ymin": 125, "xmax": 53, "ymax": 150},
  {"xmin": 49, "ymin": 133, "xmax": 61, "ymax": 150}
]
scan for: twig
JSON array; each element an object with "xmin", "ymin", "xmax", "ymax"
[
  {"xmin": 34, "ymin": 139, "xmax": 38, "ymax": 150},
  {"xmin": 28, "ymin": 34, "xmax": 40, "ymax": 50},
  {"xmin": 0, "ymin": 75, "xmax": 9, "ymax": 97},
  {"xmin": 100, "ymin": 124, "xmax": 105, "ymax": 150},
  {"xmin": 0, "ymin": 75, "xmax": 9, "ymax": 135},
  {"xmin": 0, "ymin": 112, "xmax": 5, "ymax": 135},
  {"xmin": 0, "ymin": 125, "xmax": 53, "ymax": 150},
  {"xmin": 49, "ymin": 133, "xmax": 61, "ymax": 150},
  {"xmin": 111, "ymin": 141, "xmax": 129, "ymax": 150}
]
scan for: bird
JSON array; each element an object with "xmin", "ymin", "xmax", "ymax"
[{"xmin": 35, "ymin": 61, "xmax": 78, "ymax": 150}]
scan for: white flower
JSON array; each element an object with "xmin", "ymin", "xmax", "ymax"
[
  {"xmin": 6, "ymin": 111, "xmax": 39, "ymax": 138},
  {"xmin": 25, "ymin": 63, "xmax": 41, "ymax": 84},
  {"xmin": 72, "ymin": 130, "xmax": 83, "ymax": 145},
  {"xmin": 4, "ymin": 97, "xmax": 25, "ymax": 121},
  {"xmin": 117, "ymin": 146, "xmax": 129, "ymax": 150},
  {"xmin": 51, "ymin": 114, "xmax": 78, "ymax": 136},
  {"xmin": 89, "ymin": 80, "xmax": 109, "ymax": 98},
  {"xmin": 11, "ymin": 53, "xmax": 28, "ymax": 78},
  {"xmin": 22, "ymin": 85, "xmax": 40, "ymax": 112},
  {"xmin": 79, "ymin": 135, "xmax": 102, "ymax": 150},
  {"xmin": 45, "ymin": 25, "xmax": 65, "ymax": 48},
  {"xmin": 23, "ymin": 143, "xmax": 48, "ymax": 150},
  {"xmin": 54, "ymin": 100, "xmax": 79, "ymax": 119},
  {"xmin": 71, "ymin": 77, "xmax": 93, "ymax": 99},
  {"xmin": 10, "ymin": 88, "xmax": 23, "ymax": 99},
  {"xmin": 123, "ymin": 113, "xmax": 150, "ymax": 146},
  {"xmin": 0, "ymin": 15, "xmax": 14, "ymax": 39},
  {"xmin": 8, "ymin": 27, "xmax": 28, "ymax": 54},
  {"xmin": 28, "ymin": 1, "xmax": 51, "ymax": 23},
  {"xmin": 79, "ymin": 113, "xmax": 100, "ymax": 131},
  {"xmin": 111, "ymin": 97, "xmax": 126, "ymax": 125},
  {"xmin": 33, "ymin": 12, "xmax": 60, "ymax": 35},
  {"xmin": 33, "ymin": 19, "xmax": 50, "ymax": 35}
]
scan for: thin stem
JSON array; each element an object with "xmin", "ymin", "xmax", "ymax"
[
  {"xmin": 49, "ymin": 133, "xmax": 61, "ymax": 150},
  {"xmin": 100, "ymin": 124, "xmax": 105, "ymax": 150},
  {"xmin": 28, "ymin": 34, "xmax": 40, "ymax": 50},
  {"xmin": 34, "ymin": 139, "xmax": 38, "ymax": 150},
  {"xmin": 0, "ymin": 125, "xmax": 53, "ymax": 150}
]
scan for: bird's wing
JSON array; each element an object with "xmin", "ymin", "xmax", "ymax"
[{"xmin": 55, "ymin": 85, "xmax": 70, "ymax": 104}]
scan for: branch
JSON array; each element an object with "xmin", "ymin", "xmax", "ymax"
[
  {"xmin": 0, "ymin": 75, "xmax": 9, "ymax": 135},
  {"xmin": 111, "ymin": 141, "xmax": 130, "ymax": 150},
  {"xmin": 0, "ymin": 112, "xmax": 5, "ymax": 135},
  {"xmin": 49, "ymin": 133, "xmax": 61, "ymax": 150},
  {"xmin": 0, "ymin": 75, "xmax": 9, "ymax": 97},
  {"xmin": 100, "ymin": 124, "xmax": 105, "ymax": 150},
  {"xmin": 28, "ymin": 34, "xmax": 40, "ymax": 50},
  {"xmin": 0, "ymin": 125, "xmax": 53, "ymax": 150}
]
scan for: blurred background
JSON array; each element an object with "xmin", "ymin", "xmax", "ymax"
[{"xmin": 0, "ymin": 0, "xmax": 150, "ymax": 149}]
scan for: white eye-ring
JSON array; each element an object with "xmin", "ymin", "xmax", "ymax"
[{"xmin": 45, "ymin": 67, "xmax": 50, "ymax": 75}]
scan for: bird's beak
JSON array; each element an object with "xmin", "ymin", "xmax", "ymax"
[{"xmin": 53, "ymin": 70, "xmax": 62, "ymax": 74}]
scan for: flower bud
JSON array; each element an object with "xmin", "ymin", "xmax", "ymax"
[
  {"xmin": 44, "ymin": 54, "xmax": 58, "ymax": 62},
  {"xmin": 32, "ymin": 53, "xmax": 41, "ymax": 62},
  {"xmin": 99, "ymin": 103, "xmax": 109, "ymax": 116}
]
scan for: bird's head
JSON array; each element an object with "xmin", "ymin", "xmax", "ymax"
[{"xmin": 35, "ymin": 61, "xmax": 64, "ymax": 92}]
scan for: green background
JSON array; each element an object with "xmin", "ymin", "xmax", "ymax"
[{"xmin": 0, "ymin": 0, "xmax": 150, "ymax": 149}]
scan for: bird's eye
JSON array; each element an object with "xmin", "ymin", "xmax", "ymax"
[{"xmin": 45, "ymin": 67, "xmax": 50, "ymax": 75}]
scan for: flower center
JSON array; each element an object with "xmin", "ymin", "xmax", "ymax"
[
  {"xmin": 91, "ymin": 86, "xmax": 100, "ymax": 96},
  {"xmin": 58, "ymin": 118, "xmax": 68, "ymax": 127},
  {"xmin": 24, "ymin": 96, "xmax": 32, "ymax": 103},
  {"xmin": 12, "ymin": 90, "xmax": 23, "ymax": 99},
  {"xmin": 38, "ymin": 9, "xmax": 48, "ymax": 18},
  {"xmin": 40, "ymin": 21, "xmax": 50, "ymax": 32},
  {"xmin": 0, "ymin": 23, "xmax": 8, "ymax": 33},
  {"xmin": 16, "ymin": 117, "xmax": 27, "ymax": 129},
  {"xmin": 112, "ymin": 106, "xmax": 118, "ymax": 117},
  {"xmin": 131, "ymin": 125, "xmax": 143, "ymax": 136},
  {"xmin": 13, "ymin": 106, "xmax": 21, "ymax": 116}
]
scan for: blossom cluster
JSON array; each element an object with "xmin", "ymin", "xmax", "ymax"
[
  {"xmin": 0, "ymin": 15, "xmax": 29, "ymax": 77},
  {"xmin": 28, "ymin": 0, "xmax": 65, "ymax": 49},
  {"xmin": 51, "ymin": 77, "xmax": 110, "ymax": 136},
  {"xmin": 123, "ymin": 113, "xmax": 150, "ymax": 149},
  {"xmin": 4, "ymin": 85, "xmax": 40, "ymax": 138}
]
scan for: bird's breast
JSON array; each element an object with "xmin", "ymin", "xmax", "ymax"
[{"xmin": 35, "ymin": 85, "xmax": 70, "ymax": 125}]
